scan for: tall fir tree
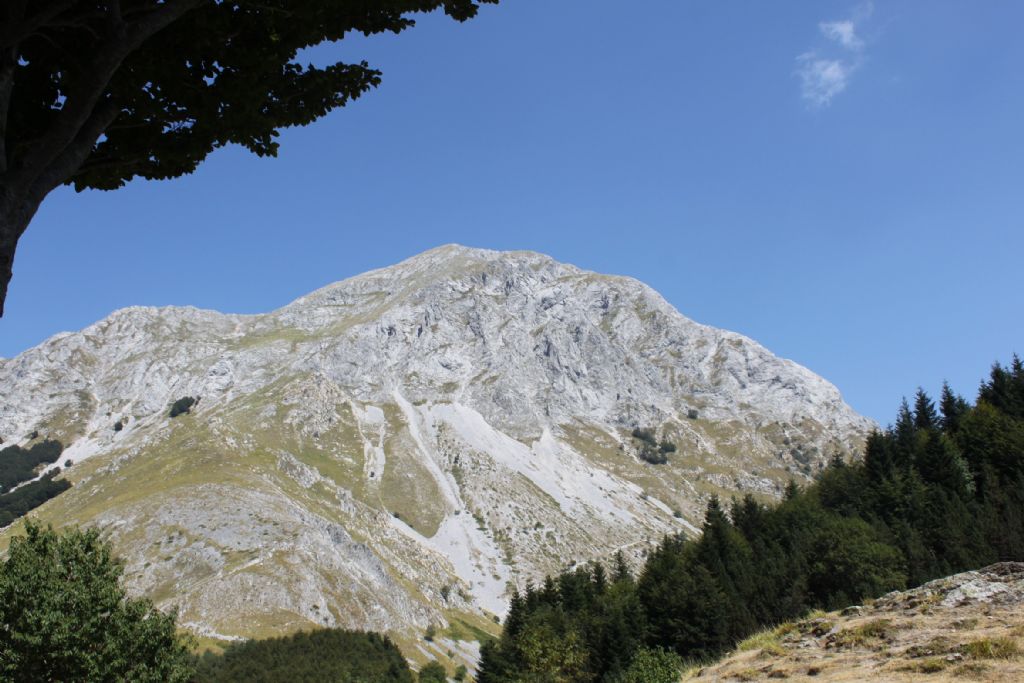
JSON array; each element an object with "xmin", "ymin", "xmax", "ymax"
[
  {"xmin": 913, "ymin": 389, "xmax": 939, "ymax": 430},
  {"xmin": 864, "ymin": 430, "xmax": 895, "ymax": 482},
  {"xmin": 893, "ymin": 399, "xmax": 918, "ymax": 470},
  {"xmin": 940, "ymin": 381, "xmax": 970, "ymax": 433}
]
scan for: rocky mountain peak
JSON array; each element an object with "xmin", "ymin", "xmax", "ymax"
[{"xmin": 1, "ymin": 246, "xmax": 872, "ymax": 657}]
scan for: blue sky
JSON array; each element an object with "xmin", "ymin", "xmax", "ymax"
[{"xmin": 2, "ymin": 1, "xmax": 1022, "ymax": 424}]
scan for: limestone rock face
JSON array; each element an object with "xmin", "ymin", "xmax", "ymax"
[{"xmin": 0, "ymin": 245, "xmax": 872, "ymax": 649}]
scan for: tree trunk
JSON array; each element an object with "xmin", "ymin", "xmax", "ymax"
[{"xmin": 0, "ymin": 187, "xmax": 39, "ymax": 318}]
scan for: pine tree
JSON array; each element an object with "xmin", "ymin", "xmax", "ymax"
[
  {"xmin": 816, "ymin": 458, "xmax": 870, "ymax": 519},
  {"xmin": 956, "ymin": 401, "xmax": 1024, "ymax": 485},
  {"xmin": 893, "ymin": 399, "xmax": 917, "ymax": 469},
  {"xmin": 612, "ymin": 551, "xmax": 632, "ymax": 584},
  {"xmin": 591, "ymin": 579, "xmax": 647, "ymax": 677},
  {"xmin": 940, "ymin": 382, "xmax": 970, "ymax": 433},
  {"xmin": 730, "ymin": 495, "xmax": 767, "ymax": 541},
  {"xmin": 979, "ymin": 357, "xmax": 1024, "ymax": 419},
  {"xmin": 592, "ymin": 561, "xmax": 608, "ymax": 595},
  {"xmin": 523, "ymin": 581, "xmax": 541, "ymax": 611},
  {"xmin": 503, "ymin": 590, "xmax": 526, "ymax": 642},
  {"xmin": 541, "ymin": 575, "xmax": 560, "ymax": 606},
  {"xmin": 477, "ymin": 641, "xmax": 515, "ymax": 683},
  {"xmin": 864, "ymin": 430, "xmax": 895, "ymax": 482},
  {"xmin": 557, "ymin": 569, "xmax": 591, "ymax": 612},
  {"xmin": 694, "ymin": 496, "xmax": 756, "ymax": 642},
  {"xmin": 916, "ymin": 431, "xmax": 972, "ymax": 497},
  {"xmin": 913, "ymin": 389, "xmax": 939, "ymax": 430},
  {"xmin": 639, "ymin": 559, "xmax": 731, "ymax": 661}
]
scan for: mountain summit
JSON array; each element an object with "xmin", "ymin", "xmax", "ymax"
[{"xmin": 0, "ymin": 245, "xmax": 871, "ymax": 655}]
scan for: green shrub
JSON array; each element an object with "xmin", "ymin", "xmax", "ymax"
[
  {"xmin": 630, "ymin": 429, "xmax": 671, "ymax": 463},
  {"xmin": 638, "ymin": 445, "xmax": 668, "ymax": 465},
  {"xmin": 631, "ymin": 428, "xmax": 657, "ymax": 446},
  {"xmin": 168, "ymin": 396, "xmax": 196, "ymax": 418},
  {"xmin": 418, "ymin": 661, "xmax": 447, "ymax": 683},
  {"xmin": 606, "ymin": 647, "xmax": 682, "ymax": 683}
]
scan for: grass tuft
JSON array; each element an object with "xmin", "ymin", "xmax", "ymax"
[
  {"xmin": 951, "ymin": 661, "xmax": 991, "ymax": 677},
  {"xmin": 832, "ymin": 619, "xmax": 892, "ymax": 648},
  {"xmin": 897, "ymin": 657, "xmax": 950, "ymax": 674},
  {"xmin": 952, "ymin": 617, "xmax": 979, "ymax": 631},
  {"xmin": 738, "ymin": 628, "xmax": 786, "ymax": 656},
  {"xmin": 905, "ymin": 636, "xmax": 954, "ymax": 658},
  {"xmin": 961, "ymin": 637, "xmax": 1020, "ymax": 660}
]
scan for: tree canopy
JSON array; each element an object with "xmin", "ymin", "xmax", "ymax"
[
  {"xmin": 193, "ymin": 628, "xmax": 415, "ymax": 683},
  {"xmin": 0, "ymin": 521, "xmax": 194, "ymax": 682},
  {"xmin": 0, "ymin": 0, "xmax": 498, "ymax": 315}
]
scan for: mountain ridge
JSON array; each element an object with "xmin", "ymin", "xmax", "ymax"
[{"xmin": 0, "ymin": 245, "xmax": 872, "ymax": 664}]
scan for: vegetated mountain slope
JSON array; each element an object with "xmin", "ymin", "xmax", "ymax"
[
  {"xmin": 688, "ymin": 562, "xmax": 1024, "ymax": 682},
  {"xmin": 0, "ymin": 245, "xmax": 871, "ymax": 654}
]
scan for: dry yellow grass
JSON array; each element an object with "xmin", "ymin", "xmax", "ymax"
[{"xmin": 682, "ymin": 563, "xmax": 1024, "ymax": 682}]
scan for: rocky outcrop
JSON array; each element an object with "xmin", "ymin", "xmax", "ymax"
[{"xmin": 688, "ymin": 563, "xmax": 1024, "ymax": 682}]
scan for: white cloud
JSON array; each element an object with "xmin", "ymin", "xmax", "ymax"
[
  {"xmin": 796, "ymin": 4, "xmax": 872, "ymax": 108},
  {"xmin": 819, "ymin": 20, "xmax": 863, "ymax": 51},
  {"xmin": 796, "ymin": 54, "xmax": 857, "ymax": 108}
]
